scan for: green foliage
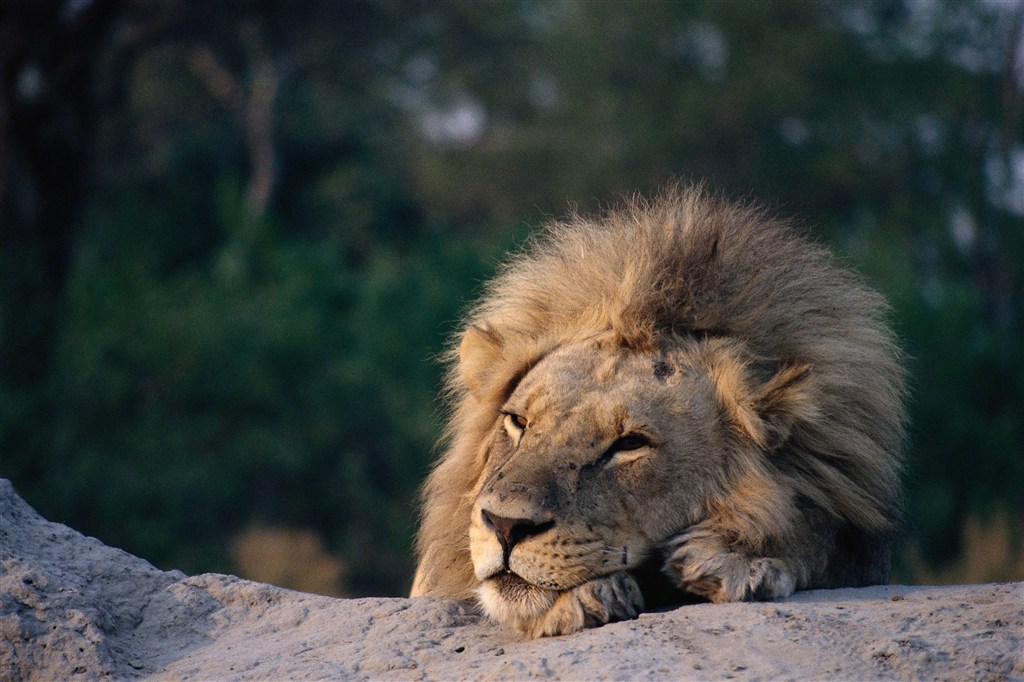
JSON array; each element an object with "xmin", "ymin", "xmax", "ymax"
[
  {"xmin": 29, "ymin": 187, "xmax": 497, "ymax": 593},
  {"xmin": 2, "ymin": 0, "xmax": 1021, "ymax": 594}
]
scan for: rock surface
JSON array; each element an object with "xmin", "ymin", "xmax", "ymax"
[{"xmin": 1, "ymin": 477, "xmax": 1022, "ymax": 681}]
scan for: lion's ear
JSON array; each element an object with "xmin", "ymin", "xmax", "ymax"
[
  {"xmin": 749, "ymin": 360, "xmax": 817, "ymax": 449},
  {"xmin": 459, "ymin": 324, "xmax": 504, "ymax": 397},
  {"xmin": 704, "ymin": 343, "xmax": 817, "ymax": 451}
]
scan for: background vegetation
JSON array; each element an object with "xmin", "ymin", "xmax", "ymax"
[{"xmin": 2, "ymin": 0, "xmax": 1022, "ymax": 597}]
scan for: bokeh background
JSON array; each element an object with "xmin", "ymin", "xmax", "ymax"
[{"xmin": 2, "ymin": 0, "xmax": 1022, "ymax": 598}]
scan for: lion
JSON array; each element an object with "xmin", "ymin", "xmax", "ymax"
[{"xmin": 410, "ymin": 185, "xmax": 906, "ymax": 638}]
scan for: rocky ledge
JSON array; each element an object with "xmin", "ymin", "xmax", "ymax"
[{"xmin": 1, "ymin": 478, "xmax": 1021, "ymax": 680}]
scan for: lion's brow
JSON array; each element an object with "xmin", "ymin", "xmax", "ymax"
[{"xmin": 500, "ymin": 350, "xmax": 551, "ymax": 404}]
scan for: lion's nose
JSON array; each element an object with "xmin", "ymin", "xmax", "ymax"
[{"xmin": 481, "ymin": 509, "xmax": 555, "ymax": 561}]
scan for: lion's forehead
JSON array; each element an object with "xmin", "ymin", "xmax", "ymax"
[
  {"xmin": 522, "ymin": 342, "xmax": 636, "ymax": 386},
  {"xmin": 508, "ymin": 344, "xmax": 672, "ymax": 426}
]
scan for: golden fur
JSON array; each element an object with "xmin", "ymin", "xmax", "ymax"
[{"xmin": 411, "ymin": 185, "xmax": 906, "ymax": 637}]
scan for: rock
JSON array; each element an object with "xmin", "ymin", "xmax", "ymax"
[{"xmin": 1, "ymin": 478, "xmax": 1021, "ymax": 680}]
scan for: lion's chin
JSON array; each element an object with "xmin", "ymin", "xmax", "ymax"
[{"xmin": 476, "ymin": 572, "xmax": 560, "ymax": 632}]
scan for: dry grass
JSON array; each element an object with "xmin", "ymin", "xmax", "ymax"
[
  {"xmin": 900, "ymin": 509, "xmax": 1024, "ymax": 586},
  {"xmin": 231, "ymin": 525, "xmax": 346, "ymax": 597}
]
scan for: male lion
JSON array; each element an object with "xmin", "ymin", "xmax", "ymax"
[{"xmin": 411, "ymin": 186, "xmax": 906, "ymax": 638}]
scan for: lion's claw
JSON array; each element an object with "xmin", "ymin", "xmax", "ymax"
[
  {"xmin": 527, "ymin": 572, "xmax": 644, "ymax": 638},
  {"xmin": 663, "ymin": 528, "xmax": 796, "ymax": 603}
]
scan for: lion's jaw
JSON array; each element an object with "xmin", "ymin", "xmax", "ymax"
[
  {"xmin": 467, "ymin": 339, "xmax": 727, "ymax": 624},
  {"xmin": 470, "ymin": 508, "xmax": 650, "ymax": 630}
]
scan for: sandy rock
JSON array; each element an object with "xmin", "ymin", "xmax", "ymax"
[{"xmin": 1, "ymin": 478, "xmax": 1021, "ymax": 680}]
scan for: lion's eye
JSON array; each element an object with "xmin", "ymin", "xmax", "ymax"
[
  {"xmin": 503, "ymin": 412, "xmax": 528, "ymax": 431},
  {"xmin": 598, "ymin": 433, "xmax": 652, "ymax": 467},
  {"xmin": 612, "ymin": 434, "xmax": 650, "ymax": 452}
]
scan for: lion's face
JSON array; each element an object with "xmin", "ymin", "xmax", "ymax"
[{"xmin": 469, "ymin": 337, "xmax": 735, "ymax": 618}]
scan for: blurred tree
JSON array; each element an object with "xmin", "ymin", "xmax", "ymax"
[
  {"xmin": 1, "ymin": 0, "xmax": 1020, "ymax": 595},
  {"xmin": 1, "ymin": 0, "xmax": 123, "ymax": 476}
]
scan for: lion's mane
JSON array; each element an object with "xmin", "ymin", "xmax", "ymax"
[{"xmin": 412, "ymin": 185, "xmax": 906, "ymax": 600}]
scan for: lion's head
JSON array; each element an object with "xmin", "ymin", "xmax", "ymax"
[
  {"xmin": 411, "ymin": 186, "xmax": 905, "ymax": 638},
  {"xmin": 463, "ymin": 331, "xmax": 816, "ymax": 629}
]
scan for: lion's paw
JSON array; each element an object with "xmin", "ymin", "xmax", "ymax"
[
  {"xmin": 526, "ymin": 572, "xmax": 644, "ymax": 638},
  {"xmin": 663, "ymin": 529, "xmax": 796, "ymax": 603}
]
